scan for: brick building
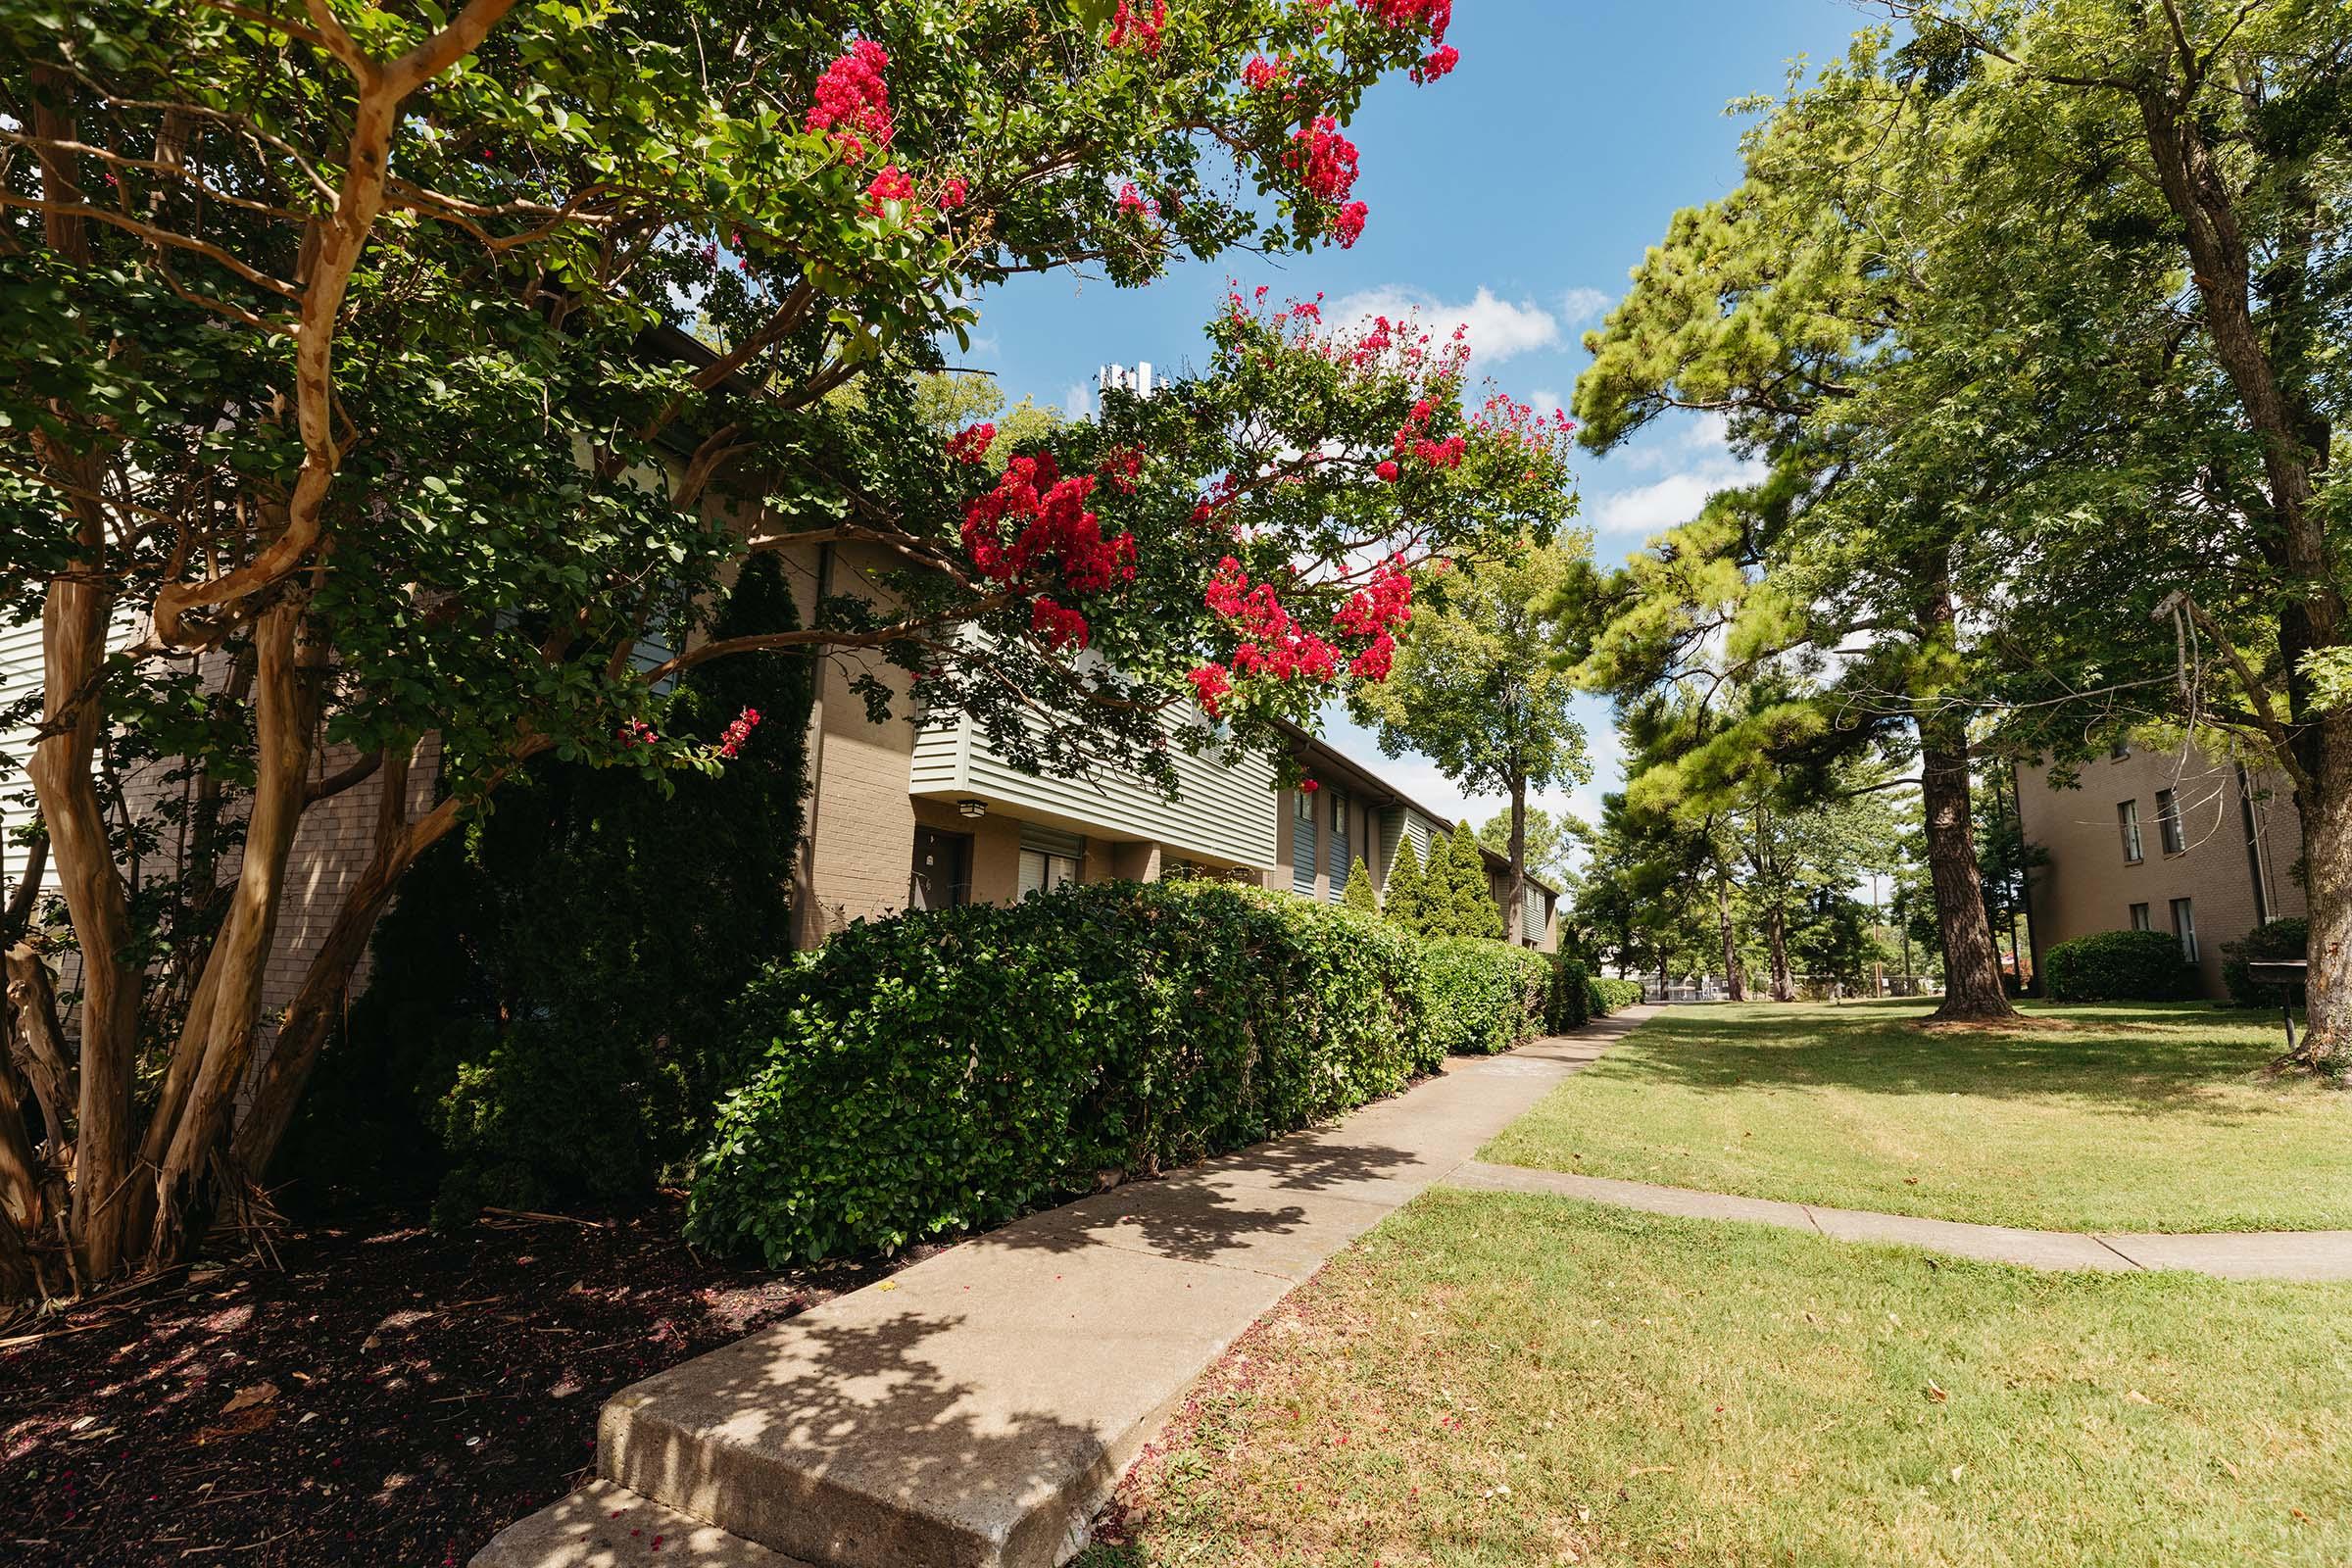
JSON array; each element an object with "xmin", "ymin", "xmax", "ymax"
[{"xmin": 2012, "ymin": 739, "xmax": 2303, "ymax": 999}]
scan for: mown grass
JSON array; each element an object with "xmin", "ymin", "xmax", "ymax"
[
  {"xmin": 1480, "ymin": 999, "xmax": 2352, "ymax": 1234},
  {"xmin": 1080, "ymin": 1190, "xmax": 2352, "ymax": 1568}
]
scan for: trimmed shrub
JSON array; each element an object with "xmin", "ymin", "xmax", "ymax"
[
  {"xmin": 2222, "ymin": 917, "xmax": 2307, "ymax": 1008},
  {"xmin": 1544, "ymin": 952, "xmax": 1590, "ymax": 1033},
  {"xmin": 1420, "ymin": 937, "xmax": 1551, "ymax": 1055},
  {"xmin": 2043, "ymin": 928, "xmax": 2200, "ymax": 1003},
  {"xmin": 284, "ymin": 556, "xmax": 816, "ymax": 1223},
  {"xmin": 1587, "ymin": 976, "xmax": 1644, "ymax": 1015},
  {"xmin": 1384, "ymin": 834, "xmax": 1430, "ymax": 933},
  {"xmin": 688, "ymin": 881, "xmax": 1435, "ymax": 1265},
  {"xmin": 1342, "ymin": 858, "xmax": 1380, "ymax": 913}
]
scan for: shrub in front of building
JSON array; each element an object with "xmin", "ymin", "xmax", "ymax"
[
  {"xmin": 1420, "ymin": 937, "xmax": 1552, "ymax": 1054},
  {"xmin": 687, "ymin": 880, "xmax": 1437, "ymax": 1265},
  {"xmin": 1544, "ymin": 952, "xmax": 1591, "ymax": 1032},
  {"xmin": 2221, "ymin": 917, "xmax": 2308, "ymax": 1008},
  {"xmin": 2042, "ymin": 929, "xmax": 2200, "ymax": 1003},
  {"xmin": 1587, "ymin": 976, "xmax": 1645, "ymax": 1014}
]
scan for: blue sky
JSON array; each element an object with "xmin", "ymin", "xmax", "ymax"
[{"xmin": 962, "ymin": 0, "xmax": 1871, "ymax": 858}]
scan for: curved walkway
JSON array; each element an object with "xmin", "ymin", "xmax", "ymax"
[{"xmin": 1450, "ymin": 1163, "xmax": 2352, "ymax": 1283}]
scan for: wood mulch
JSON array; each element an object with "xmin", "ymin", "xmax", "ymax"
[{"xmin": 0, "ymin": 1200, "xmax": 923, "ymax": 1566}]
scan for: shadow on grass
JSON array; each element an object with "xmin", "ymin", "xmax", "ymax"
[{"xmin": 1603, "ymin": 999, "xmax": 2315, "ymax": 1121}]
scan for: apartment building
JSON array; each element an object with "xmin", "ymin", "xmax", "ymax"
[
  {"xmin": 786, "ymin": 551, "xmax": 1557, "ymax": 949},
  {"xmin": 2012, "ymin": 739, "xmax": 2302, "ymax": 999}
]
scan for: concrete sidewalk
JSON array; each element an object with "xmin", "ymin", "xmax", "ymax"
[
  {"xmin": 472, "ymin": 1010, "xmax": 1651, "ymax": 1568},
  {"xmin": 1445, "ymin": 1161, "xmax": 2352, "ymax": 1281}
]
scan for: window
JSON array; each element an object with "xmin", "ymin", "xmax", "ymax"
[
  {"xmin": 2156, "ymin": 788, "xmax": 2185, "ymax": 855},
  {"xmin": 2171, "ymin": 898, "xmax": 2198, "ymax": 963},
  {"xmin": 2117, "ymin": 800, "xmax": 2143, "ymax": 863},
  {"xmin": 1017, "ymin": 848, "xmax": 1080, "ymax": 898},
  {"xmin": 1294, "ymin": 789, "xmax": 1315, "ymax": 822},
  {"xmin": 1327, "ymin": 786, "xmax": 1350, "ymax": 830},
  {"xmin": 2109, "ymin": 739, "xmax": 2131, "ymax": 760},
  {"xmin": 2130, "ymin": 902, "xmax": 2151, "ymax": 931}
]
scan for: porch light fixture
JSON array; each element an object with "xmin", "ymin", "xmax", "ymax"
[{"xmin": 956, "ymin": 798, "xmax": 988, "ymax": 819}]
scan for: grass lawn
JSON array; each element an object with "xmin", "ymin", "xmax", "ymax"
[
  {"xmin": 1479, "ymin": 999, "xmax": 2352, "ymax": 1234},
  {"xmin": 1081, "ymin": 1190, "xmax": 2352, "ymax": 1568}
]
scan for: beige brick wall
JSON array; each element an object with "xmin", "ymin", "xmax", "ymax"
[{"xmin": 2015, "ymin": 740, "xmax": 2303, "ymax": 999}]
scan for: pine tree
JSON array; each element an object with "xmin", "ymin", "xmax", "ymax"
[
  {"xmin": 1384, "ymin": 835, "xmax": 1429, "ymax": 935},
  {"xmin": 1448, "ymin": 819, "xmax": 1505, "ymax": 939},
  {"xmin": 1342, "ymin": 858, "xmax": 1379, "ymax": 913}
]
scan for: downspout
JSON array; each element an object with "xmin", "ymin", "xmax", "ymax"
[
  {"xmin": 2236, "ymin": 761, "xmax": 2273, "ymax": 926},
  {"xmin": 794, "ymin": 541, "xmax": 834, "ymax": 950}
]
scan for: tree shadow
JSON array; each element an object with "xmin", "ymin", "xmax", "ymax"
[{"xmin": 1597, "ymin": 1000, "xmax": 2313, "ymax": 1122}]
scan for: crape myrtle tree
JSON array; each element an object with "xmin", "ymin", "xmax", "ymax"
[
  {"xmin": 0, "ymin": 0, "xmax": 1587, "ymax": 1297},
  {"xmin": 1351, "ymin": 537, "xmax": 1592, "ymax": 942}
]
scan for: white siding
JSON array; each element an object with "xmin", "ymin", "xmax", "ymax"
[
  {"xmin": 910, "ymin": 710, "xmax": 1279, "ymax": 868},
  {"xmin": 1, "ymin": 606, "xmax": 146, "ymax": 891}
]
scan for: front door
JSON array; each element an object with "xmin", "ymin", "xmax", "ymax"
[{"xmin": 911, "ymin": 826, "xmax": 973, "ymax": 911}]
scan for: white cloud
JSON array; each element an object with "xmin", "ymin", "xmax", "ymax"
[
  {"xmin": 1061, "ymin": 379, "xmax": 1094, "ymax": 418},
  {"xmin": 1529, "ymin": 387, "xmax": 1563, "ymax": 416},
  {"xmin": 1330, "ymin": 284, "xmax": 1559, "ymax": 367},
  {"xmin": 1587, "ymin": 411, "xmax": 1768, "ymax": 537},
  {"xmin": 1559, "ymin": 286, "xmax": 1612, "ymax": 325},
  {"xmin": 1592, "ymin": 471, "xmax": 1725, "ymax": 536}
]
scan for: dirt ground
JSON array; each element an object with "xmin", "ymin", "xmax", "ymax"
[{"xmin": 0, "ymin": 1200, "xmax": 919, "ymax": 1566}]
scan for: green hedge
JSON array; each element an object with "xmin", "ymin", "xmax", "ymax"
[
  {"xmin": 1544, "ymin": 952, "xmax": 1590, "ymax": 1032},
  {"xmin": 2222, "ymin": 917, "xmax": 2307, "ymax": 1008},
  {"xmin": 2043, "ymin": 929, "xmax": 2200, "ymax": 1003},
  {"xmin": 1588, "ymin": 976, "xmax": 1645, "ymax": 1014},
  {"xmin": 1420, "ymin": 937, "xmax": 1552, "ymax": 1055},
  {"xmin": 687, "ymin": 881, "xmax": 1437, "ymax": 1265}
]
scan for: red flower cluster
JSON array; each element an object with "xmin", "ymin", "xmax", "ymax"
[
  {"xmin": 961, "ymin": 454, "xmax": 1140, "ymax": 652},
  {"xmin": 1031, "ymin": 597, "xmax": 1092, "ymax": 651},
  {"xmin": 1097, "ymin": 446, "xmax": 1146, "ymax": 494},
  {"xmin": 1356, "ymin": 0, "xmax": 1456, "ymax": 83},
  {"xmin": 1105, "ymin": 0, "xmax": 1167, "ymax": 53},
  {"xmin": 1393, "ymin": 398, "xmax": 1467, "ymax": 470},
  {"xmin": 1298, "ymin": 777, "xmax": 1321, "ymax": 794},
  {"xmin": 1286, "ymin": 119, "xmax": 1366, "ymax": 248},
  {"xmin": 1290, "ymin": 117, "xmax": 1360, "ymax": 202},
  {"xmin": 807, "ymin": 40, "xmax": 893, "ymax": 161},
  {"xmin": 1243, "ymin": 54, "xmax": 1289, "ymax": 91},
  {"xmin": 1116, "ymin": 182, "xmax": 1158, "ymax": 218},
  {"xmin": 1412, "ymin": 45, "xmax": 1459, "ymax": 84},
  {"xmin": 716, "ymin": 707, "xmax": 763, "ymax": 760},
  {"xmin": 945, "ymin": 421, "xmax": 997, "ymax": 466},
  {"xmin": 864, "ymin": 164, "xmax": 915, "ymax": 213},
  {"xmin": 940, "ymin": 175, "xmax": 969, "ymax": 210},
  {"xmin": 1331, "ymin": 561, "xmax": 1413, "ymax": 678},
  {"xmin": 618, "ymin": 717, "xmax": 658, "ymax": 749}
]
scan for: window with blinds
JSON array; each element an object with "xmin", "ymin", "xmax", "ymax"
[
  {"xmin": 1324, "ymin": 787, "xmax": 1351, "ymax": 900},
  {"xmin": 1017, "ymin": 848, "xmax": 1080, "ymax": 898}
]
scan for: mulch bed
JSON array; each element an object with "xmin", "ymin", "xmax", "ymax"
[{"xmin": 0, "ymin": 1201, "xmax": 925, "ymax": 1566}]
